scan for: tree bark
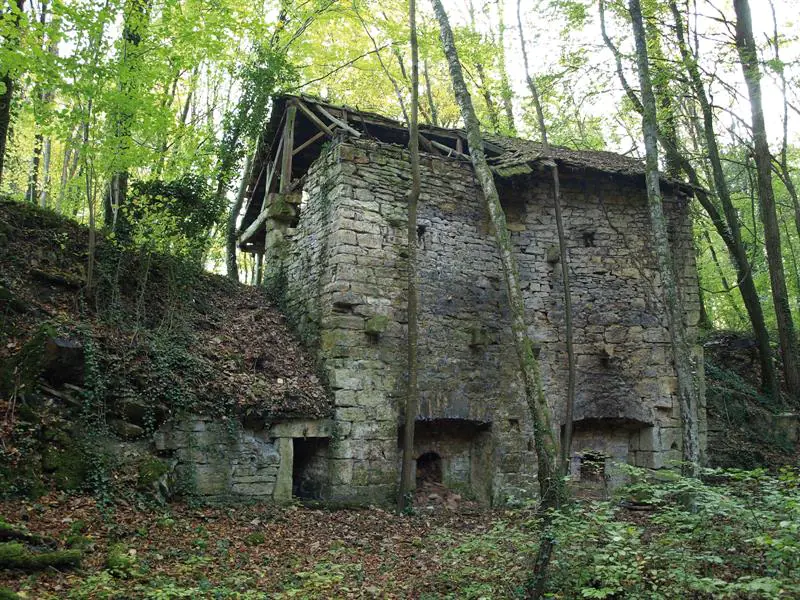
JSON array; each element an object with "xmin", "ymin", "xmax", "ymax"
[
  {"xmin": 667, "ymin": 1, "xmax": 776, "ymax": 395},
  {"xmin": 733, "ymin": 0, "xmax": 800, "ymax": 396},
  {"xmin": 516, "ymin": 0, "xmax": 575, "ymax": 479},
  {"xmin": 602, "ymin": 0, "xmax": 777, "ymax": 396},
  {"xmin": 423, "ymin": 60, "xmax": 439, "ymax": 127},
  {"xmin": 398, "ymin": 0, "xmax": 420, "ymax": 514},
  {"xmin": 25, "ymin": 135, "xmax": 42, "ymax": 203},
  {"xmin": 0, "ymin": 0, "xmax": 25, "ymax": 188},
  {"xmin": 495, "ymin": 0, "xmax": 516, "ymax": 135},
  {"xmin": 225, "ymin": 152, "xmax": 253, "ymax": 281},
  {"xmin": 431, "ymin": 0, "xmax": 561, "ymax": 509},
  {"xmin": 629, "ymin": 0, "xmax": 700, "ymax": 476},
  {"xmin": 104, "ymin": 0, "xmax": 149, "ymax": 231},
  {"xmin": 39, "ymin": 137, "xmax": 51, "ymax": 207}
]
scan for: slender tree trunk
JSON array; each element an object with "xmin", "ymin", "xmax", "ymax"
[
  {"xmin": 56, "ymin": 145, "xmax": 71, "ymax": 212},
  {"xmin": 629, "ymin": 0, "xmax": 700, "ymax": 476},
  {"xmin": 0, "ymin": 0, "xmax": 25, "ymax": 188},
  {"xmin": 431, "ymin": 0, "xmax": 561, "ymax": 510},
  {"xmin": 495, "ymin": 0, "xmax": 516, "ymax": 135},
  {"xmin": 226, "ymin": 153, "xmax": 253, "ymax": 281},
  {"xmin": 703, "ymin": 229, "xmax": 746, "ymax": 325},
  {"xmin": 255, "ymin": 252, "xmax": 263, "ymax": 286},
  {"xmin": 25, "ymin": 135, "xmax": 42, "ymax": 203},
  {"xmin": 516, "ymin": 0, "xmax": 575, "ymax": 479},
  {"xmin": 423, "ymin": 60, "xmax": 439, "ymax": 127},
  {"xmin": 602, "ymin": 0, "xmax": 777, "ymax": 396},
  {"xmin": 39, "ymin": 137, "xmax": 51, "ymax": 207},
  {"xmin": 398, "ymin": 0, "xmax": 420, "ymax": 514},
  {"xmin": 733, "ymin": 0, "xmax": 800, "ymax": 396},
  {"xmin": 475, "ymin": 63, "xmax": 501, "ymax": 133},
  {"xmin": 105, "ymin": 0, "xmax": 149, "ymax": 231}
]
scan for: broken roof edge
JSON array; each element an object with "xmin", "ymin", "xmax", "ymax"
[{"xmin": 239, "ymin": 94, "xmax": 697, "ymax": 249}]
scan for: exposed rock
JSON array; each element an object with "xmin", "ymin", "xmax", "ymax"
[
  {"xmin": 109, "ymin": 420, "xmax": 145, "ymax": 440},
  {"xmin": 42, "ymin": 337, "xmax": 84, "ymax": 386}
]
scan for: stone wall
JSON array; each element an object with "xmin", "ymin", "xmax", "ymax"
[
  {"xmin": 269, "ymin": 137, "xmax": 705, "ymax": 504},
  {"xmin": 154, "ymin": 416, "xmax": 332, "ymax": 502}
]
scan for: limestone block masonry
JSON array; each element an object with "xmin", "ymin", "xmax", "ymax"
[
  {"xmin": 154, "ymin": 417, "xmax": 333, "ymax": 502},
  {"xmin": 269, "ymin": 137, "xmax": 706, "ymax": 505}
]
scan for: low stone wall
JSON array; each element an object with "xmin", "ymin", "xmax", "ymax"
[{"xmin": 154, "ymin": 416, "xmax": 332, "ymax": 502}]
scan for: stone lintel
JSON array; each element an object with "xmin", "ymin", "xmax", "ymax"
[{"xmin": 269, "ymin": 419, "xmax": 334, "ymax": 438}]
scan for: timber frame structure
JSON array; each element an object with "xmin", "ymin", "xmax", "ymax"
[
  {"xmin": 238, "ymin": 94, "xmax": 692, "ymax": 251},
  {"xmin": 239, "ymin": 95, "xmax": 481, "ymax": 252}
]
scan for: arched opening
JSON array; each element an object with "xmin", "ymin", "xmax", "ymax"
[{"xmin": 416, "ymin": 451, "xmax": 443, "ymax": 484}]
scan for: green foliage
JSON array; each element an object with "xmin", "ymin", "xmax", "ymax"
[
  {"xmin": 124, "ymin": 175, "xmax": 223, "ymax": 262},
  {"xmin": 420, "ymin": 468, "xmax": 800, "ymax": 599},
  {"xmin": 106, "ymin": 543, "xmax": 139, "ymax": 578},
  {"xmin": 432, "ymin": 521, "xmax": 533, "ymax": 599},
  {"xmin": 545, "ymin": 467, "xmax": 800, "ymax": 599}
]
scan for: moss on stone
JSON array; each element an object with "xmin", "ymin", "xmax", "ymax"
[
  {"xmin": 41, "ymin": 445, "xmax": 87, "ymax": 491},
  {"xmin": 137, "ymin": 457, "xmax": 169, "ymax": 490},
  {"xmin": 364, "ymin": 315, "xmax": 389, "ymax": 336},
  {"xmin": 0, "ymin": 543, "xmax": 81, "ymax": 571},
  {"xmin": 267, "ymin": 196, "xmax": 298, "ymax": 221}
]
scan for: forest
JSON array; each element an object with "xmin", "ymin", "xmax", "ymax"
[{"xmin": 0, "ymin": 0, "xmax": 799, "ymax": 598}]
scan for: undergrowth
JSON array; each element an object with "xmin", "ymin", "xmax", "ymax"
[{"xmin": 431, "ymin": 466, "xmax": 800, "ymax": 599}]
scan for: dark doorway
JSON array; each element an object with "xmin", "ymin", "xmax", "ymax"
[
  {"xmin": 579, "ymin": 451, "xmax": 607, "ymax": 484},
  {"xmin": 416, "ymin": 451, "xmax": 443, "ymax": 484},
  {"xmin": 292, "ymin": 438, "xmax": 329, "ymax": 500}
]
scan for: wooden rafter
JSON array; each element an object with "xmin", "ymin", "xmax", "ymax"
[
  {"xmin": 293, "ymin": 130, "xmax": 326, "ymax": 156},
  {"xmin": 239, "ymin": 204, "xmax": 271, "ymax": 244},
  {"xmin": 279, "ymin": 103, "xmax": 297, "ymax": 194},
  {"xmin": 296, "ymin": 100, "xmax": 335, "ymax": 136},
  {"xmin": 316, "ymin": 104, "xmax": 362, "ymax": 137}
]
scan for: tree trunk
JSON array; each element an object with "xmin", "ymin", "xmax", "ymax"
[
  {"xmin": 423, "ymin": 60, "xmax": 439, "ymax": 127},
  {"xmin": 39, "ymin": 137, "xmax": 51, "ymax": 207},
  {"xmin": 398, "ymin": 0, "xmax": 420, "ymax": 514},
  {"xmin": 667, "ymin": 1, "xmax": 777, "ymax": 395},
  {"xmin": 475, "ymin": 62, "xmax": 501, "ymax": 133},
  {"xmin": 105, "ymin": 0, "xmax": 149, "ymax": 231},
  {"xmin": 225, "ymin": 152, "xmax": 253, "ymax": 282},
  {"xmin": 0, "ymin": 0, "xmax": 25, "ymax": 188},
  {"xmin": 629, "ymin": 0, "xmax": 700, "ymax": 476},
  {"xmin": 516, "ymin": 0, "xmax": 575, "ymax": 479},
  {"xmin": 734, "ymin": 0, "xmax": 800, "ymax": 395},
  {"xmin": 703, "ymin": 229, "xmax": 746, "ymax": 325},
  {"xmin": 431, "ymin": 0, "xmax": 561, "ymax": 509},
  {"xmin": 56, "ymin": 145, "xmax": 71, "ymax": 212},
  {"xmin": 602, "ymin": 0, "xmax": 777, "ymax": 396},
  {"xmin": 495, "ymin": 0, "xmax": 516, "ymax": 135},
  {"xmin": 25, "ymin": 135, "xmax": 42, "ymax": 203}
]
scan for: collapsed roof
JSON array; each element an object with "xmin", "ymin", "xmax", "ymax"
[{"xmin": 239, "ymin": 94, "xmax": 692, "ymax": 252}]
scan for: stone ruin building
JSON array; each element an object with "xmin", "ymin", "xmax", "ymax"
[{"xmin": 217, "ymin": 94, "xmax": 706, "ymax": 505}]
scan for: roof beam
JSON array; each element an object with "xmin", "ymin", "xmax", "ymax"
[
  {"xmin": 293, "ymin": 130, "xmax": 326, "ymax": 156},
  {"xmin": 316, "ymin": 104, "xmax": 362, "ymax": 137},
  {"xmin": 296, "ymin": 100, "xmax": 335, "ymax": 136},
  {"xmin": 239, "ymin": 206, "xmax": 270, "ymax": 244},
  {"xmin": 279, "ymin": 103, "xmax": 297, "ymax": 194}
]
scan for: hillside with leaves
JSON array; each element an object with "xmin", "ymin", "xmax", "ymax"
[{"xmin": 0, "ymin": 199, "xmax": 329, "ymax": 496}]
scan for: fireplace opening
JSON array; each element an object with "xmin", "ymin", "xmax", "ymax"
[{"xmin": 416, "ymin": 451, "xmax": 443, "ymax": 484}]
